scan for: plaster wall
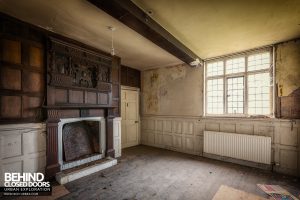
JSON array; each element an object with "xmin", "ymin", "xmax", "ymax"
[
  {"xmin": 142, "ymin": 64, "xmax": 203, "ymax": 116},
  {"xmin": 141, "ymin": 40, "xmax": 300, "ymax": 176},
  {"xmin": 276, "ymin": 39, "xmax": 300, "ymax": 97}
]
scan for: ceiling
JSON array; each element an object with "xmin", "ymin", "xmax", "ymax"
[
  {"xmin": 133, "ymin": 0, "xmax": 300, "ymax": 59},
  {"xmin": 0, "ymin": 0, "xmax": 182, "ymax": 70},
  {"xmin": 1, "ymin": 0, "xmax": 300, "ymax": 70}
]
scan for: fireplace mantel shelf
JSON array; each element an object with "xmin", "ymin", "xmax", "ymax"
[{"xmin": 43, "ymin": 105, "xmax": 117, "ymax": 109}]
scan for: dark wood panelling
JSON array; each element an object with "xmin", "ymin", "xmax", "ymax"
[
  {"xmin": 86, "ymin": 91, "xmax": 97, "ymax": 104},
  {"xmin": 45, "ymin": 37, "xmax": 121, "ymax": 177},
  {"xmin": 0, "ymin": 95, "xmax": 21, "ymax": 118},
  {"xmin": 69, "ymin": 90, "xmax": 84, "ymax": 104},
  {"xmin": 23, "ymin": 71, "xmax": 44, "ymax": 92},
  {"xmin": 98, "ymin": 93, "xmax": 109, "ymax": 105},
  {"xmin": 22, "ymin": 96, "xmax": 42, "ymax": 118},
  {"xmin": 121, "ymin": 65, "xmax": 141, "ymax": 88},
  {"xmin": 0, "ymin": 67, "xmax": 21, "ymax": 90},
  {"xmin": 1, "ymin": 13, "xmax": 121, "ymax": 179},
  {"xmin": 112, "ymin": 84, "xmax": 119, "ymax": 98},
  {"xmin": 46, "ymin": 37, "xmax": 114, "ymax": 107},
  {"xmin": 29, "ymin": 46, "xmax": 43, "ymax": 68},
  {"xmin": 1, "ymin": 39, "xmax": 21, "ymax": 64},
  {"xmin": 55, "ymin": 89, "xmax": 68, "ymax": 103},
  {"xmin": 0, "ymin": 15, "xmax": 45, "ymax": 123}
]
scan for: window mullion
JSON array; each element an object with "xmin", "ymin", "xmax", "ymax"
[
  {"xmin": 223, "ymin": 59, "xmax": 226, "ymax": 114},
  {"xmin": 245, "ymin": 55, "xmax": 248, "ymax": 116}
]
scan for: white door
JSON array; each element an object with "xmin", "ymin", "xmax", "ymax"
[{"xmin": 121, "ymin": 88, "xmax": 139, "ymax": 148}]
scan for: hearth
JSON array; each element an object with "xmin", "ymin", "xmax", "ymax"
[{"xmin": 58, "ymin": 117, "xmax": 106, "ymax": 170}]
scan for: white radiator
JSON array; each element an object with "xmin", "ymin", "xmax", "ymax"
[{"xmin": 204, "ymin": 131, "xmax": 271, "ymax": 165}]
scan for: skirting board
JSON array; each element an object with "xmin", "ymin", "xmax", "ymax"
[{"xmin": 203, "ymin": 152, "xmax": 272, "ymax": 170}]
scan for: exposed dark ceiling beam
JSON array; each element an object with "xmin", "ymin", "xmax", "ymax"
[{"xmin": 88, "ymin": 0, "xmax": 203, "ymax": 67}]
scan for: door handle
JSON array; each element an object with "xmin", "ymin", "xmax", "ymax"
[{"xmin": 135, "ymin": 121, "xmax": 139, "ymax": 123}]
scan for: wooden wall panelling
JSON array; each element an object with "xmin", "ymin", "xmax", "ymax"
[
  {"xmin": 45, "ymin": 38, "xmax": 121, "ymax": 177},
  {"xmin": 127, "ymin": 67, "xmax": 141, "ymax": 87},
  {"xmin": 46, "ymin": 37, "xmax": 114, "ymax": 107},
  {"xmin": 111, "ymin": 57, "xmax": 121, "ymax": 117},
  {"xmin": 121, "ymin": 65, "xmax": 141, "ymax": 88},
  {"xmin": 0, "ymin": 15, "xmax": 45, "ymax": 123},
  {"xmin": 1, "ymin": 13, "xmax": 121, "ymax": 178}
]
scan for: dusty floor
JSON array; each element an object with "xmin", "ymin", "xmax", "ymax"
[{"xmin": 60, "ymin": 145, "xmax": 300, "ymax": 200}]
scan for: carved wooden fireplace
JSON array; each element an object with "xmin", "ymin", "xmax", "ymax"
[{"xmin": 45, "ymin": 37, "xmax": 120, "ymax": 178}]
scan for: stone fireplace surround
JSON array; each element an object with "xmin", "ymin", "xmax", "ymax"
[{"xmin": 58, "ymin": 117, "xmax": 106, "ymax": 171}]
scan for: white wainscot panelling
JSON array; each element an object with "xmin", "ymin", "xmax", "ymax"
[
  {"xmin": 155, "ymin": 133, "xmax": 163, "ymax": 146},
  {"xmin": 236, "ymin": 124, "xmax": 254, "ymax": 135},
  {"xmin": 279, "ymin": 126, "xmax": 298, "ymax": 147},
  {"xmin": 173, "ymin": 136, "xmax": 182, "ymax": 149},
  {"xmin": 148, "ymin": 132, "xmax": 155, "ymax": 145},
  {"xmin": 205, "ymin": 122, "xmax": 220, "ymax": 132},
  {"xmin": 163, "ymin": 120, "xmax": 172, "ymax": 133},
  {"xmin": 141, "ymin": 117, "xmax": 300, "ymax": 177},
  {"xmin": 279, "ymin": 150, "xmax": 298, "ymax": 171},
  {"xmin": 254, "ymin": 125, "xmax": 274, "ymax": 143},
  {"xmin": 163, "ymin": 134, "xmax": 173, "ymax": 147},
  {"xmin": 156, "ymin": 120, "xmax": 163, "ymax": 132},
  {"xmin": 113, "ymin": 117, "xmax": 122, "ymax": 158},
  {"xmin": 182, "ymin": 121, "xmax": 194, "ymax": 135},
  {"xmin": 184, "ymin": 136, "xmax": 194, "ymax": 152},
  {"xmin": 220, "ymin": 123, "xmax": 236, "ymax": 133},
  {"xmin": 195, "ymin": 122, "xmax": 204, "ymax": 136},
  {"xmin": 172, "ymin": 121, "xmax": 182, "ymax": 134},
  {"xmin": 148, "ymin": 119, "xmax": 155, "ymax": 130},
  {"xmin": 0, "ymin": 123, "xmax": 46, "ymax": 186},
  {"xmin": 2, "ymin": 132, "xmax": 22, "ymax": 158}
]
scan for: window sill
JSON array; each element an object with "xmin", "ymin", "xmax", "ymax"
[{"xmin": 204, "ymin": 114, "xmax": 274, "ymax": 120}]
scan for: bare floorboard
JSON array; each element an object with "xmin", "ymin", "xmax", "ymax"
[{"xmin": 60, "ymin": 145, "xmax": 300, "ymax": 200}]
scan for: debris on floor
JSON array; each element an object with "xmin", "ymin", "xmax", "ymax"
[
  {"xmin": 212, "ymin": 185, "xmax": 267, "ymax": 200},
  {"xmin": 257, "ymin": 184, "xmax": 299, "ymax": 200}
]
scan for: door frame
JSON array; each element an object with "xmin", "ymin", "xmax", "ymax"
[{"xmin": 121, "ymin": 85, "xmax": 141, "ymax": 148}]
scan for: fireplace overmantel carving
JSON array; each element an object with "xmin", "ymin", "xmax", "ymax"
[
  {"xmin": 45, "ymin": 37, "xmax": 120, "ymax": 178},
  {"xmin": 48, "ymin": 37, "xmax": 112, "ymax": 91}
]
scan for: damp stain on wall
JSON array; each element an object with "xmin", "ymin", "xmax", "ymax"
[
  {"xmin": 142, "ymin": 63, "xmax": 203, "ymax": 116},
  {"xmin": 276, "ymin": 39, "xmax": 300, "ymax": 97}
]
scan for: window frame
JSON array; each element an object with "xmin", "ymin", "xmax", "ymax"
[{"xmin": 204, "ymin": 47, "xmax": 274, "ymax": 117}]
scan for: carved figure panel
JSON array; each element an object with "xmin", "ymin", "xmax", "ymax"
[{"xmin": 48, "ymin": 38, "xmax": 112, "ymax": 91}]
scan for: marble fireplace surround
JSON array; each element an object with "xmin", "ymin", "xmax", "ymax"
[{"xmin": 58, "ymin": 117, "xmax": 106, "ymax": 171}]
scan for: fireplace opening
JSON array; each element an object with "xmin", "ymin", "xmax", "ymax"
[
  {"xmin": 57, "ymin": 117, "xmax": 106, "ymax": 170},
  {"xmin": 62, "ymin": 121, "xmax": 99, "ymax": 162}
]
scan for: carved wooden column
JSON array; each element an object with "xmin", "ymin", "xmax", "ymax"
[{"xmin": 46, "ymin": 121, "xmax": 60, "ymax": 178}]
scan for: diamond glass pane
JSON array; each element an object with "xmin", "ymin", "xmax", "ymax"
[
  {"xmin": 248, "ymin": 52, "xmax": 270, "ymax": 71},
  {"xmin": 227, "ymin": 77, "xmax": 244, "ymax": 114},
  {"xmin": 226, "ymin": 57, "xmax": 245, "ymax": 74},
  {"xmin": 207, "ymin": 78, "xmax": 223, "ymax": 114},
  {"xmin": 207, "ymin": 61, "xmax": 224, "ymax": 77},
  {"xmin": 248, "ymin": 73, "xmax": 270, "ymax": 115}
]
